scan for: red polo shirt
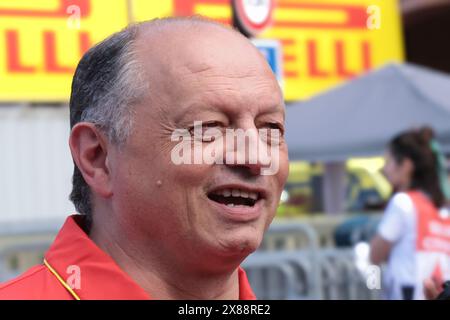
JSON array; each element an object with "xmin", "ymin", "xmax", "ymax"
[{"xmin": 0, "ymin": 215, "xmax": 256, "ymax": 300}]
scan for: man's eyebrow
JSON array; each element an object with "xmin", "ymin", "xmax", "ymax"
[
  {"xmin": 173, "ymin": 103, "xmax": 220, "ymax": 124},
  {"xmin": 174, "ymin": 101, "xmax": 286, "ymax": 124},
  {"xmin": 258, "ymin": 104, "xmax": 286, "ymax": 120}
]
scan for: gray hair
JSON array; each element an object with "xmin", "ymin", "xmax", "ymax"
[
  {"xmin": 69, "ymin": 17, "xmax": 239, "ymax": 227},
  {"xmin": 69, "ymin": 22, "xmax": 147, "ymax": 225}
]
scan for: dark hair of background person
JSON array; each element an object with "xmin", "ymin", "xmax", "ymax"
[{"xmin": 389, "ymin": 126, "xmax": 446, "ymax": 208}]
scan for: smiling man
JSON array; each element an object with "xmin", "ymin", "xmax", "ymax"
[{"xmin": 0, "ymin": 17, "xmax": 289, "ymax": 300}]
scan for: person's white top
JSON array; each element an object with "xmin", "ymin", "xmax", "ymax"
[{"xmin": 377, "ymin": 191, "xmax": 450, "ymax": 300}]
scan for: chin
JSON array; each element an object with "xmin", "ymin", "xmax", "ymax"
[{"xmin": 215, "ymin": 229, "xmax": 263, "ymax": 258}]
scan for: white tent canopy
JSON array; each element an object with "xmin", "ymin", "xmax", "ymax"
[{"xmin": 285, "ymin": 63, "xmax": 450, "ymax": 162}]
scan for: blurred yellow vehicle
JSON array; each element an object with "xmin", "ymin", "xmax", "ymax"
[{"xmin": 277, "ymin": 158, "xmax": 392, "ymax": 217}]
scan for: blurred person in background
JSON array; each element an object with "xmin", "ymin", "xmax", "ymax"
[{"xmin": 370, "ymin": 127, "xmax": 450, "ymax": 300}]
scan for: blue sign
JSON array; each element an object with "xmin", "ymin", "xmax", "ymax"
[{"xmin": 252, "ymin": 39, "xmax": 284, "ymax": 88}]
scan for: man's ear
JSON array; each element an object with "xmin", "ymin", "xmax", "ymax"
[{"xmin": 69, "ymin": 122, "xmax": 113, "ymax": 198}]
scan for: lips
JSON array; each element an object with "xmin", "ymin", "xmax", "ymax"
[{"xmin": 207, "ymin": 187, "xmax": 261, "ymax": 208}]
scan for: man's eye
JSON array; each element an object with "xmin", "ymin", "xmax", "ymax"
[
  {"xmin": 268, "ymin": 123, "xmax": 280, "ymax": 129},
  {"xmin": 264, "ymin": 123, "xmax": 285, "ymax": 135},
  {"xmin": 188, "ymin": 122, "xmax": 223, "ymax": 141},
  {"xmin": 257, "ymin": 122, "xmax": 285, "ymax": 146},
  {"xmin": 203, "ymin": 121, "xmax": 222, "ymax": 128}
]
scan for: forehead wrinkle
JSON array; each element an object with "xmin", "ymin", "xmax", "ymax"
[
  {"xmin": 182, "ymin": 61, "xmax": 214, "ymax": 75},
  {"xmin": 134, "ymin": 20, "xmax": 275, "ymax": 92},
  {"xmin": 176, "ymin": 65, "xmax": 277, "ymax": 93},
  {"xmin": 173, "ymin": 70, "xmax": 282, "ymax": 116},
  {"xmin": 176, "ymin": 60, "xmax": 267, "ymax": 81},
  {"xmin": 173, "ymin": 103, "xmax": 221, "ymax": 125},
  {"xmin": 132, "ymin": 19, "xmax": 282, "ymax": 125}
]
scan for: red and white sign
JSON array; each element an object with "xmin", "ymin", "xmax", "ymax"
[
  {"xmin": 232, "ymin": 0, "xmax": 274, "ymax": 36},
  {"xmin": 410, "ymin": 191, "xmax": 450, "ymax": 299}
]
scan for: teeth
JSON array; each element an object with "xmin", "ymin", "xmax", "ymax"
[
  {"xmin": 232, "ymin": 189, "xmax": 240, "ymax": 197},
  {"xmin": 214, "ymin": 188, "xmax": 259, "ymax": 200},
  {"xmin": 249, "ymin": 192, "xmax": 258, "ymax": 200},
  {"xmin": 227, "ymin": 203, "xmax": 234, "ymax": 207}
]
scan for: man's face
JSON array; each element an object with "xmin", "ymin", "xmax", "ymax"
[{"xmin": 108, "ymin": 26, "xmax": 289, "ymax": 271}]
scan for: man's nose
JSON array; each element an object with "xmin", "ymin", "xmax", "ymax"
[
  {"xmin": 225, "ymin": 161, "xmax": 264, "ymax": 177},
  {"xmin": 221, "ymin": 126, "xmax": 267, "ymax": 176}
]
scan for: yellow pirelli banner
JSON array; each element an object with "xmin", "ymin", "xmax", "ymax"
[
  {"xmin": 0, "ymin": 0, "xmax": 403, "ymax": 102},
  {"xmin": 0, "ymin": 0, "xmax": 129, "ymax": 101}
]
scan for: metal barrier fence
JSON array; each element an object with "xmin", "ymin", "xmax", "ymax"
[
  {"xmin": 0, "ymin": 241, "xmax": 52, "ymax": 282},
  {"xmin": 242, "ymin": 222, "xmax": 381, "ymax": 300},
  {"xmin": 0, "ymin": 221, "xmax": 380, "ymax": 299},
  {"xmin": 0, "ymin": 220, "xmax": 59, "ymax": 282}
]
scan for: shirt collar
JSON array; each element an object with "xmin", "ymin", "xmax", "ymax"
[{"xmin": 45, "ymin": 214, "xmax": 256, "ymax": 300}]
